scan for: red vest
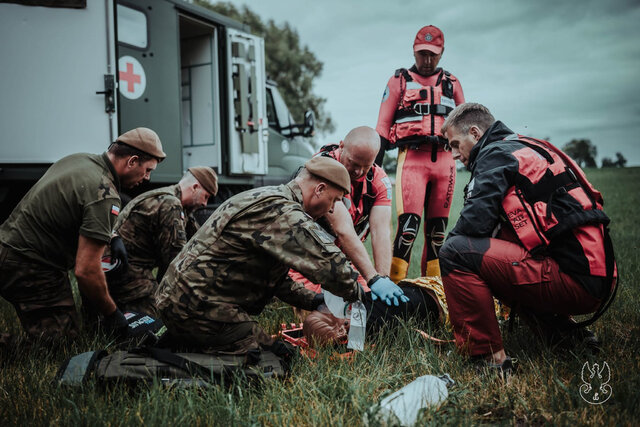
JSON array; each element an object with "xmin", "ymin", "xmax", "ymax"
[
  {"xmin": 501, "ymin": 136, "xmax": 609, "ymax": 263},
  {"xmin": 389, "ymin": 68, "xmax": 455, "ymax": 147}
]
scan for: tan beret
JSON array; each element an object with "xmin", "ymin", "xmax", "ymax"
[
  {"xmin": 188, "ymin": 166, "xmax": 218, "ymax": 196},
  {"xmin": 305, "ymin": 156, "xmax": 351, "ymax": 194},
  {"xmin": 117, "ymin": 127, "xmax": 166, "ymax": 159}
]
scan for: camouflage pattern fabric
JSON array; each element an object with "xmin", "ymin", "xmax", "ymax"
[
  {"xmin": 156, "ymin": 181, "xmax": 362, "ymax": 353},
  {"xmin": 0, "ymin": 245, "xmax": 79, "ymax": 339},
  {"xmin": 108, "ymin": 185, "xmax": 188, "ymax": 315}
]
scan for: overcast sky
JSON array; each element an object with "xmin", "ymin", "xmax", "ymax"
[{"xmin": 224, "ymin": 0, "xmax": 640, "ymax": 166}]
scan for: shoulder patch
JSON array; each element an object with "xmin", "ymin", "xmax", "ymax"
[
  {"xmin": 381, "ymin": 85, "xmax": 390, "ymax": 103},
  {"xmin": 111, "ymin": 205, "xmax": 120, "ymax": 216},
  {"xmin": 307, "ymin": 222, "xmax": 336, "ymax": 245}
]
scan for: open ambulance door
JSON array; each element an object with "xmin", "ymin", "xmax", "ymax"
[{"xmin": 226, "ymin": 29, "xmax": 269, "ymax": 176}]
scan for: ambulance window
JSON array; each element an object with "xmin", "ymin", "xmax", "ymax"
[
  {"xmin": 117, "ymin": 5, "xmax": 148, "ymax": 49},
  {"xmin": 266, "ymin": 89, "xmax": 278, "ymax": 128},
  {"xmin": 269, "ymin": 86, "xmax": 292, "ymax": 134}
]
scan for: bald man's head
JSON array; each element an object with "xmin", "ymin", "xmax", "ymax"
[{"xmin": 339, "ymin": 126, "xmax": 380, "ymax": 182}]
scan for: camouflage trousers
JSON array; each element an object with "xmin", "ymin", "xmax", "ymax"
[
  {"xmin": 107, "ymin": 263, "xmax": 159, "ymax": 317},
  {"xmin": 0, "ymin": 245, "xmax": 79, "ymax": 340},
  {"xmin": 160, "ymin": 309, "xmax": 274, "ymax": 355}
]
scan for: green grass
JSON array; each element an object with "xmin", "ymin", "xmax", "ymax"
[{"xmin": 1, "ymin": 168, "xmax": 639, "ymax": 425}]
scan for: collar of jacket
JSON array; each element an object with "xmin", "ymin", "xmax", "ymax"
[
  {"xmin": 102, "ymin": 152, "xmax": 121, "ymax": 192},
  {"xmin": 467, "ymin": 120, "xmax": 515, "ymax": 171},
  {"xmin": 285, "ymin": 180, "xmax": 304, "ymax": 206},
  {"xmin": 172, "ymin": 183, "xmax": 182, "ymax": 200}
]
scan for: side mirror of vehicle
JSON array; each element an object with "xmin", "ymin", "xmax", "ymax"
[{"xmin": 303, "ymin": 110, "xmax": 315, "ymax": 137}]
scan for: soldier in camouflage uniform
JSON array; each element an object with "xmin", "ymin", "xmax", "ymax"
[
  {"xmin": 0, "ymin": 128, "xmax": 165, "ymax": 341},
  {"xmin": 107, "ymin": 167, "xmax": 218, "ymax": 316},
  {"xmin": 155, "ymin": 156, "xmax": 364, "ymax": 355}
]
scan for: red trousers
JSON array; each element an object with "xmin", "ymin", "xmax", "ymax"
[
  {"xmin": 440, "ymin": 236, "xmax": 601, "ymax": 356},
  {"xmin": 396, "ymin": 145, "xmax": 455, "ymax": 218},
  {"xmin": 392, "ymin": 145, "xmax": 456, "ymax": 278}
]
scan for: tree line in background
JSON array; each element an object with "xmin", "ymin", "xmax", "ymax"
[
  {"xmin": 195, "ymin": 0, "xmax": 335, "ymax": 136},
  {"xmin": 562, "ymin": 139, "xmax": 627, "ymax": 169}
]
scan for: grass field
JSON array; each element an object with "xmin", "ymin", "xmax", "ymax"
[{"xmin": 1, "ymin": 167, "xmax": 639, "ymax": 425}]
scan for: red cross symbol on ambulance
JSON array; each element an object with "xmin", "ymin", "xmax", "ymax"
[{"xmin": 118, "ymin": 56, "xmax": 146, "ymax": 100}]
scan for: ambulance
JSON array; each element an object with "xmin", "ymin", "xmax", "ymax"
[{"xmin": 0, "ymin": 0, "xmax": 316, "ymax": 220}]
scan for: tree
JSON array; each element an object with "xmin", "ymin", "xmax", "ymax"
[
  {"xmin": 195, "ymin": 1, "xmax": 335, "ymax": 135},
  {"xmin": 562, "ymin": 139, "xmax": 597, "ymax": 168},
  {"xmin": 601, "ymin": 157, "xmax": 615, "ymax": 168},
  {"xmin": 602, "ymin": 152, "xmax": 627, "ymax": 168},
  {"xmin": 615, "ymin": 152, "xmax": 627, "ymax": 167}
]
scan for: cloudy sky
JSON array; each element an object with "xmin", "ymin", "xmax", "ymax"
[{"xmin": 223, "ymin": 0, "xmax": 640, "ymax": 166}]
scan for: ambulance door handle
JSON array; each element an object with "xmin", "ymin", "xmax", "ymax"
[{"xmin": 96, "ymin": 74, "xmax": 116, "ymax": 113}]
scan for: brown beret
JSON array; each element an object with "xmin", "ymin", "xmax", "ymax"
[
  {"xmin": 305, "ymin": 156, "xmax": 351, "ymax": 194},
  {"xmin": 188, "ymin": 166, "xmax": 218, "ymax": 196},
  {"xmin": 117, "ymin": 127, "xmax": 166, "ymax": 160}
]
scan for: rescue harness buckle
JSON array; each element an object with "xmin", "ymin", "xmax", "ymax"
[{"xmin": 413, "ymin": 103, "xmax": 430, "ymax": 115}]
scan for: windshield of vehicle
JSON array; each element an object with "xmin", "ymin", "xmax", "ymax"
[{"xmin": 266, "ymin": 86, "xmax": 294, "ymax": 135}]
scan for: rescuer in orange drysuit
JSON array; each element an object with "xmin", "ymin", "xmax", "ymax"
[{"xmin": 376, "ymin": 25, "xmax": 465, "ymax": 282}]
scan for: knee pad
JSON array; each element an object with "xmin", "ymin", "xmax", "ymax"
[
  {"xmin": 426, "ymin": 217, "xmax": 448, "ymax": 258},
  {"xmin": 393, "ymin": 213, "xmax": 421, "ymax": 261}
]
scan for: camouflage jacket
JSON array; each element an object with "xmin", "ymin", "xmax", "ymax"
[
  {"xmin": 114, "ymin": 185, "xmax": 189, "ymax": 280},
  {"xmin": 156, "ymin": 181, "xmax": 362, "ymax": 324}
]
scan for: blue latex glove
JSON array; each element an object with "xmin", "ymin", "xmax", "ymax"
[{"xmin": 369, "ymin": 275, "xmax": 410, "ymax": 306}]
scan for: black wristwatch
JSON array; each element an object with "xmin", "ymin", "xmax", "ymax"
[{"xmin": 367, "ymin": 274, "xmax": 389, "ymax": 288}]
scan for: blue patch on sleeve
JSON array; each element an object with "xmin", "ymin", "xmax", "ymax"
[{"xmin": 381, "ymin": 85, "xmax": 390, "ymax": 103}]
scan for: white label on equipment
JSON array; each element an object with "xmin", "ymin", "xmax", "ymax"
[
  {"xmin": 118, "ymin": 55, "xmax": 146, "ymax": 99},
  {"xmin": 347, "ymin": 301, "xmax": 366, "ymax": 351}
]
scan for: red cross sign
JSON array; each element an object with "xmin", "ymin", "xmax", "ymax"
[{"xmin": 118, "ymin": 56, "xmax": 146, "ymax": 100}]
